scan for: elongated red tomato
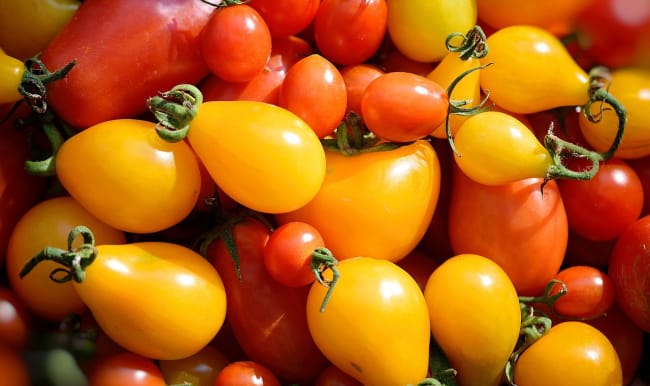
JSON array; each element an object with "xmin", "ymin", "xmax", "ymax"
[
  {"xmin": 40, "ymin": 0, "xmax": 214, "ymax": 128},
  {"xmin": 55, "ymin": 119, "xmax": 201, "ymax": 234}
]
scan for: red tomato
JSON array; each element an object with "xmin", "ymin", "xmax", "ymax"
[
  {"xmin": 361, "ymin": 71, "xmax": 449, "ymax": 142},
  {"xmin": 208, "ymin": 217, "xmax": 329, "ymax": 384},
  {"xmin": 627, "ymin": 155, "xmax": 650, "ymax": 216},
  {"xmin": 263, "ymin": 221, "xmax": 326, "ymax": 287},
  {"xmin": 214, "ymin": 361, "xmax": 281, "ymax": 386},
  {"xmin": 40, "ymin": 0, "xmax": 214, "ymax": 129},
  {"xmin": 86, "ymin": 352, "xmax": 166, "ymax": 386},
  {"xmin": 0, "ymin": 344, "xmax": 30, "ymax": 386},
  {"xmin": 248, "ymin": 0, "xmax": 320, "ymax": 38},
  {"xmin": 200, "ymin": 35, "xmax": 313, "ymax": 105},
  {"xmin": 314, "ymin": 364, "xmax": 363, "ymax": 386},
  {"xmin": 608, "ymin": 215, "xmax": 650, "ymax": 332},
  {"xmin": 201, "ymin": 4, "xmax": 272, "ymax": 83},
  {"xmin": 0, "ymin": 287, "xmax": 32, "ymax": 350},
  {"xmin": 313, "ymin": 0, "xmax": 387, "ymax": 66},
  {"xmin": 548, "ymin": 265, "xmax": 615, "ymax": 319},
  {"xmin": 376, "ymin": 43, "xmax": 436, "ymax": 77},
  {"xmin": 558, "ymin": 158, "xmax": 644, "ymax": 241},
  {"xmin": 339, "ymin": 63, "xmax": 385, "ymax": 114},
  {"xmin": 278, "ymin": 54, "xmax": 347, "ymax": 138}
]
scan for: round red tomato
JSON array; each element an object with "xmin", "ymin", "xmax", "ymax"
[
  {"xmin": 339, "ymin": 63, "xmax": 385, "ymax": 114},
  {"xmin": 214, "ymin": 361, "xmax": 281, "ymax": 386},
  {"xmin": 87, "ymin": 352, "xmax": 166, "ymax": 386},
  {"xmin": 248, "ymin": 0, "xmax": 320, "ymax": 38},
  {"xmin": 548, "ymin": 265, "xmax": 615, "ymax": 320}
]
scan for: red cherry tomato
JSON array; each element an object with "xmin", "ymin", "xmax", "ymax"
[
  {"xmin": 200, "ymin": 4, "xmax": 272, "ymax": 82},
  {"xmin": 548, "ymin": 265, "xmax": 615, "ymax": 319},
  {"xmin": 248, "ymin": 0, "xmax": 320, "ymax": 38},
  {"xmin": 87, "ymin": 352, "xmax": 166, "ymax": 386},
  {"xmin": 263, "ymin": 221, "xmax": 326, "ymax": 287},
  {"xmin": 214, "ymin": 361, "xmax": 281, "ymax": 386},
  {"xmin": 339, "ymin": 63, "xmax": 385, "ymax": 114}
]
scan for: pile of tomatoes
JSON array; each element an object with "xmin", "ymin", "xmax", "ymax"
[{"xmin": 1, "ymin": 0, "xmax": 650, "ymax": 385}]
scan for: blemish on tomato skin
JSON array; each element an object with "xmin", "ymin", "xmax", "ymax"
[{"xmin": 350, "ymin": 361, "xmax": 363, "ymax": 373}]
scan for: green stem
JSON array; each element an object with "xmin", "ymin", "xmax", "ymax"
[
  {"xmin": 19, "ymin": 226, "xmax": 97, "ymax": 283},
  {"xmin": 200, "ymin": 0, "xmax": 250, "ymax": 7},
  {"xmin": 147, "ymin": 84, "xmax": 203, "ymax": 143},
  {"xmin": 310, "ymin": 247, "xmax": 340, "ymax": 313},
  {"xmin": 321, "ymin": 112, "xmax": 406, "ymax": 155},
  {"xmin": 445, "ymin": 25, "xmax": 488, "ymax": 61},
  {"xmin": 23, "ymin": 121, "xmax": 65, "ymax": 176},
  {"xmin": 19, "ymin": 55, "xmax": 76, "ymax": 115}
]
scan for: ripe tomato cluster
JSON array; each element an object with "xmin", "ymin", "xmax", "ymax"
[{"xmin": 1, "ymin": 0, "xmax": 650, "ymax": 385}]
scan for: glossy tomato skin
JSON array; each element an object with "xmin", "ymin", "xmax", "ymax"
[
  {"xmin": 77, "ymin": 242, "xmax": 227, "ymax": 360},
  {"xmin": 55, "ymin": 119, "xmax": 201, "ymax": 234},
  {"xmin": 200, "ymin": 4, "xmax": 271, "ymax": 83},
  {"xmin": 514, "ymin": 321, "xmax": 622, "ymax": 386},
  {"xmin": 214, "ymin": 361, "xmax": 281, "ymax": 386},
  {"xmin": 425, "ymin": 253, "xmax": 521, "ymax": 386},
  {"xmin": 558, "ymin": 158, "xmax": 643, "ymax": 241},
  {"xmin": 248, "ymin": 0, "xmax": 320, "ymax": 38},
  {"xmin": 6, "ymin": 196, "xmax": 127, "ymax": 322},
  {"xmin": 0, "ymin": 48, "xmax": 24, "ymax": 104},
  {"xmin": 549, "ymin": 265, "xmax": 615, "ymax": 320},
  {"xmin": 307, "ymin": 257, "xmax": 430, "ymax": 386},
  {"xmin": 313, "ymin": 0, "xmax": 387, "ymax": 66},
  {"xmin": 277, "ymin": 140, "xmax": 440, "ymax": 263},
  {"xmin": 339, "ymin": 63, "xmax": 385, "ymax": 114},
  {"xmin": 608, "ymin": 215, "xmax": 650, "ymax": 333},
  {"xmin": 86, "ymin": 352, "xmax": 166, "ymax": 386},
  {"xmin": 209, "ymin": 217, "xmax": 329, "ymax": 384},
  {"xmin": 40, "ymin": 0, "xmax": 214, "ymax": 128},
  {"xmin": 448, "ymin": 166, "xmax": 568, "ymax": 296},
  {"xmin": 188, "ymin": 100, "xmax": 326, "ymax": 214}
]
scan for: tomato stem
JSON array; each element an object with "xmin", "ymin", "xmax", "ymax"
[
  {"xmin": 200, "ymin": 0, "xmax": 251, "ymax": 7},
  {"xmin": 445, "ymin": 25, "xmax": 488, "ymax": 61},
  {"xmin": 18, "ymin": 55, "xmax": 76, "ymax": 115},
  {"xmin": 147, "ymin": 83, "xmax": 203, "ymax": 143},
  {"xmin": 321, "ymin": 112, "xmax": 405, "ymax": 155},
  {"xmin": 310, "ymin": 247, "xmax": 340, "ymax": 313},
  {"xmin": 19, "ymin": 226, "xmax": 97, "ymax": 284}
]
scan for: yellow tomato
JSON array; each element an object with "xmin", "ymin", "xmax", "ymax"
[
  {"xmin": 188, "ymin": 100, "xmax": 326, "ymax": 214},
  {"xmin": 276, "ymin": 139, "xmax": 439, "ymax": 262},
  {"xmin": 306, "ymin": 257, "xmax": 430, "ymax": 385},
  {"xmin": 0, "ymin": 47, "xmax": 24, "ymax": 104},
  {"xmin": 480, "ymin": 25, "xmax": 589, "ymax": 114},
  {"xmin": 387, "ymin": 0, "xmax": 477, "ymax": 63},
  {"xmin": 424, "ymin": 253, "xmax": 521, "ymax": 386},
  {"xmin": 55, "ymin": 119, "xmax": 201, "ymax": 234},
  {"xmin": 580, "ymin": 67, "xmax": 650, "ymax": 159}
]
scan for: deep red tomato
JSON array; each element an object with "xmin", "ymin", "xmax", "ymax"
[
  {"xmin": 0, "ymin": 287, "xmax": 32, "ymax": 350},
  {"xmin": 200, "ymin": 35, "xmax": 313, "ymax": 105},
  {"xmin": 339, "ymin": 63, "xmax": 385, "ymax": 114},
  {"xmin": 558, "ymin": 158, "xmax": 644, "ymax": 241},
  {"xmin": 278, "ymin": 53, "xmax": 347, "ymax": 138},
  {"xmin": 313, "ymin": 0, "xmax": 387, "ymax": 66},
  {"xmin": 214, "ymin": 361, "xmax": 281, "ymax": 386},
  {"xmin": 86, "ymin": 352, "xmax": 166, "ymax": 386},
  {"xmin": 627, "ymin": 155, "xmax": 650, "ymax": 216},
  {"xmin": 361, "ymin": 71, "xmax": 449, "ymax": 142},
  {"xmin": 208, "ymin": 217, "xmax": 329, "ymax": 384},
  {"xmin": 314, "ymin": 364, "xmax": 363, "ymax": 386},
  {"xmin": 608, "ymin": 215, "xmax": 650, "ymax": 332},
  {"xmin": 200, "ymin": 4, "xmax": 271, "ymax": 83},
  {"xmin": 263, "ymin": 221, "xmax": 326, "ymax": 288},
  {"xmin": 248, "ymin": 0, "xmax": 320, "ymax": 38},
  {"xmin": 0, "ymin": 344, "xmax": 30, "ymax": 386},
  {"xmin": 548, "ymin": 265, "xmax": 615, "ymax": 319},
  {"xmin": 40, "ymin": 0, "xmax": 214, "ymax": 128}
]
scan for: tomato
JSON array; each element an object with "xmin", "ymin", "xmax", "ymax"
[
  {"xmin": 558, "ymin": 158, "xmax": 643, "ymax": 241},
  {"xmin": 424, "ymin": 253, "xmax": 520, "ymax": 386},
  {"xmin": 187, "ymin": 100, "xmax": 326, "ymax": 214},
  {"xmin": 263, "ymin": 221, "xmax": 325, "ymax": 287},
  {"xmin": 86, "ymin": 352, "xmax": 166, "ymax": 386},
  {"xmin": 360, "ymin": 71, "xmax": 449, "ymax": 142},
  {"xmin": 55, "ymin": 119, "xmax": 201, "ymax": 234},
  {"xmin": 608, "ymin": 215, "xmax": 650, "ymax": 333},
  {"xmin": 306, "ymin": 257, "xmax": 430, "ymax": 385},
  {"xmin": 314, "ymin": 365, "xmax": 363, "ymax": 386},
  {"xmin": 386, "ymin": 0, "xmax": 477, "ymax": 63},
  {"xmin": 200, "ymin": 35, "xmax": 313, "ymax": 105},
  {"xmin": 448, "ymin": 165, "xmax": 568, "ymax": 296},
  {"xmin": 514, "ymin": 321, "xmax": 622, "ymax": 386},
  {"xmin": 452, "ymin": 111, "xmax": 553, "ymax": 185},
  {"xmin": 586, "ymin": 305, "xmax": 645, "ymax": 386},
  {"xmin": 480, "ymin": 25, "xmax": 589, "ymax": 114},
  {"xmin": 6, "ymin": 196, "xmax": 126, "ymax": 321},
  {"xmin": 339, "ymin": 63, "xmax": 384, "ymax": 114},
  {"xmin": 248, "ymin": 0, "xmax": 320, "ymax": 38},
  {"xmin": 579, "ymin": 67, "xmax": 650, "ymax": 159},
  {"xmin": 0, "ymin": 48, "xmax": 24, "ymax": 104},
  {"xmin": 0, "ymin": 0, "xmax": 80, "ymax": 61},
  {"xmin": 313, "ymin": 0, "xmax": 387, "ymax": 66},
  {"xmin": 476, "ymin": 0, "xmax": 591, "ymax": 31},
  {"xmin": 201, "ymin": 4, "xmax": 271, "ymax": 83},
  {"xmin": 277, "ymin": 140, "xmax": 440, "ymax": 263},
  {"xmin": 628, "ymin": 155, "xmax": 650, "ymax": 216},
  {"xmin": 0, "ymin": 344, "xmax": 30, "ymax": 386},
  {"xmin": 278, "ymin": 54, "xmax": 347, "ymax": 138},
  {"xmin": 40, "ymin": 0, "xmax": 214, "ymax": 128},
  {"xmin": 214, "ymin": 361, "xmax": 281, "ymax": 386},
  {"xmin": 159, "ymin": 344, "xmax": 230, "ymax": 386},
  {"xmin": 0, "ymin": 287, "xmax": 32, "ymax": 350},
  {"xmin": 209, "ymin": 217, "xmax": 329, "ymax": 384},
  {"xmin": 574, "ymin": 0, "xmax": 650, "ymax": 69},
  {"xmin": 548, "ymin": 265, "xmax": 615, "ymax": 320}
]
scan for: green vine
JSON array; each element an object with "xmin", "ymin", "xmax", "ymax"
[
  {"xmin": 310, "ymin": 248, "xmax": 340, "ymax": 313},
  {"xmin": 18, "ymin": 54, "xmax": 76, "ymax": 115}
]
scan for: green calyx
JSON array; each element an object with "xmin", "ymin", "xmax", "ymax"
[
  {"xmin": 19, "ymin": 54, "xmax": 76, "ymax": 115},
  {"xmin": 321, "ymin": 112, "xmax": 407, "ymax": 156},
  {"xmin": 147, "ymin": 83, "xmax": 203, "ymax": 143},
  {"xmin": 446, "ymin": 25, "xmax": 489, "ymax": 61}
]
